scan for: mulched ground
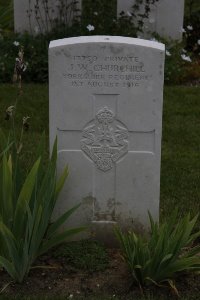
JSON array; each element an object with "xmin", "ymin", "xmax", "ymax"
[{"xmin": 1, "ymin": 249, "xmax": 200, "ymax": 299}]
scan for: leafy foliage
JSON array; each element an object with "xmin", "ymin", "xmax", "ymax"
[
  {"xmin": 0, "ymin": 33, "xmax": 49, "ymax": 83},
  {"xmin": 164, "ymin": 41, "xmax": 194, "ymax": 84},
  {"xmin": 184, "ymin": 8, "xmax": 200, "ymax": 55},
  {"xmin": 115, "ymin": 211, "xmax": 200, "ymax": 293},
  {"xmin": 0, "ymin": 136, "xmax": 85, "ymax": 283}
]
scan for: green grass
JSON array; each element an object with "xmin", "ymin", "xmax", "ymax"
[
  {"xmin": 53, "ymin": 239, "xmax": 109, "ymax": 272},
  {"xmin": 161, "ymin": 86, "xmax": 200, "ymax": 224},
  {"xmin": 0, "ymin": 83, "xmax": 49, "ymax": 172},
  {"xmin": 0, "ymin": 0, "xmax": 13, "ymax": 30}
]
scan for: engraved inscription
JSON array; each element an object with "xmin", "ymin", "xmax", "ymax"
[
  {"xmin": 81, "ymin": 107, "xmax": 129, "ymax": 171},
  {"xmin": 63, "ymin": 53, "xmax": 152, "ymax": 88}
]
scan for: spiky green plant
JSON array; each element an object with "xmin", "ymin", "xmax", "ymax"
[
  {"xmin": 115, "ymin": 211, "xmax": 200, "ymax": 294},
  {"xmin": 0, "ymin": 135, "xmax": 85, "ymax": 283}
]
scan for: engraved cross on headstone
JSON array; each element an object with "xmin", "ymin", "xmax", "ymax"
[{"xmin": 57, "ymin": 94, "xmax": 155, "ymax": 224}]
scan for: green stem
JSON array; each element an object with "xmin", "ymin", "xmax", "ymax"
[
  {"xmin": 11, "ymin": 115, "xmax": 17, "ymax": 152},
  {"xmin": 17, "ymin": 125, "xmax": 24, "ymax": 154}
]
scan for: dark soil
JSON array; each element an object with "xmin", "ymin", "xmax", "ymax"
[{"xmin": 0, "ymin": 245, "xmax": 200, "ymax": 300}]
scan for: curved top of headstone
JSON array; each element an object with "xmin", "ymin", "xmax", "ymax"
[{"xmin": 49, "ymin": 36, "xmax": 165, "ymax": 51}]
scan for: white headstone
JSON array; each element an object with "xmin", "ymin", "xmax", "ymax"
[
  {"xmin": 49, "ymin": 36, "xmax": 165, "ymax": 243},
  {"xmin": 118, "ymin": 0, "xmax": 185, "ymax": 40},
  {"xmin": 14, "ymin": 0, "xmax": 81, "ymax": 34}
]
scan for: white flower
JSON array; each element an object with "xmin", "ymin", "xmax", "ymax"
[
  {"xmin": 94, "ymin": 11, "xmax": 98, "ymax": 16},
  {"xmin": 181, "ymin": 54, "xmax": 192, "ymax": 62},
  {"xmin": 126, "ymin": 11, "xmax": 132, "ymax": 17},
  {"xmin": 166, "ymin": 50, "xmax": 171, "ymax": 56},
  {"xmin": 13, "ymin": 41, "xmax": 19, "ymax": 46},
  {"xmin": 86, "ymin": 24, "xmax": 95, "ymax": 31},
  {"xmin": 187, "ymin": 25, "xmax": 193, "ymax": 30},
  {"xmin": 68, "ymin": 295, "xmax": 73, "ymax": 299},
  {"xmin": 182, "ymin": 49, "xmax": 187, "ymax": 53},
  {"xmin": 197, "ymin": 40, "xmax": 200, "ymax": 45},
  {"xmin": 180, "ymin": 27, "xmax": 186, "ymax": 33}
]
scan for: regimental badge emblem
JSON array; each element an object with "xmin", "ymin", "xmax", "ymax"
[{"xmin": 81, "ymin": 107, "xmax": 129, "ymax": 172}]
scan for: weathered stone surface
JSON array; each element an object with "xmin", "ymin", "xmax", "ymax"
[
  {"xmin": 49, "ymin": 36, "xmax": 165, "ymax": 242},
  {"xmin": 118, "ymin": 0, "xmax": 185, "ymax": 40},
  {"xmin": 14, "ymin": 0, "xmax": 184, "ymax": 40},
  {"xmin": 14, "ymin": 0, "xmax": 81, "ymax": 34}
]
